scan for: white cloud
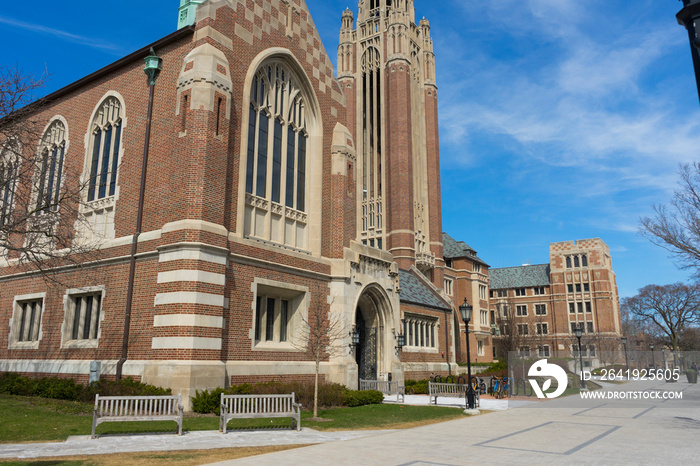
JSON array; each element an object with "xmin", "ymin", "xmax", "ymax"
[{"xmin": 0, "ymin": 16, "xmax": 123, "ymax": 54}]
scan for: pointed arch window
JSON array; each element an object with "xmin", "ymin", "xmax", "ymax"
[
  {"xmin": 87, "ymin": 98, "xmax": 122, "ymax": 203},
  {"xmin": 0, "ymin": 141, "xmax": 20, "ymax": 227},
  {"xmin": 35, "ymin": 120, "xmax": 66, "ymax": 214},
  {"xmin": 244, "ymin": 61, "xmax": 309, "ymax": 250},
  {"xmin": 80, "ymin": 95, "xmax": 124, "ymax": 241}
]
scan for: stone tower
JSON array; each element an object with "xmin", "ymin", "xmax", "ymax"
[{"xmin": 338, "ymin": 0, "xmax": 444, "ymax": 289}]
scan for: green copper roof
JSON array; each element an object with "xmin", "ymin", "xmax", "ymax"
[
  {"xmin": 178, "ymin": 0, "xmax": 204, "ymax": 29},
  {"xmin": 442, "ymin": 232, "xmax": 489, "ymax": 266},
  {"xmin": 399, "ymin": 269, "xmax": 452, "ymax": 311},
  {"xmin": 489, "ymin": 264, "xmax": 551, "ymax": 289}
]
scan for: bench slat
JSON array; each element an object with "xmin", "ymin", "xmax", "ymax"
[
  {"xmin": 92, "ymin": 395, "xmax": 183, "ymax": 438},
  {"xmin": 220, "ymin": 393, "xmax": 301, "ymax": 434}
]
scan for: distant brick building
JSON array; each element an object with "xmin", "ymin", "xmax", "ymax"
[
  {"xmin": 0, "ymin": 0, "xmax": 466, "ymax": 408},
  {"xmin": 489, "ymin": 238, "xmax": 622, "ymax": 361}
]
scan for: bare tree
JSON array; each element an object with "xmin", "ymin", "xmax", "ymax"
[
  {"xmin": 641, "ymin": 163, "xmax": 700, "ymax": 276},
  {"xmin": 0, "ymin": 66, "xmax": 97, "ymax": 278},
  {"xmin": 492, "ymin": 297, "xmax": 528, "ymax": 358},
  {"xmin": 293, "ymin": 298, "xmax": 347, "ymax": 419},
  {"xmin": 621, "ymin": 283, "xmax": 700, "ymax": 354}
]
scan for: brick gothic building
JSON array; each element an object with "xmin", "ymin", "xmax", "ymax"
[
  {"xmin": 489, "ymin": 239, "xmax": 622, "ymax": 361},
  {"xmin": 0, "ymin": 0, "xmax": 467, "ymax": 407}
]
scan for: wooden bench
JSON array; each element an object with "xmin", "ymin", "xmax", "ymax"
[
  {"xmin": 428, "ymin": 381, "xmax": 479, "ymax": 407},
  {"xmin": 92, "ymin": 394, "xmax": 183, "ymax": 438},
  {"xmin": 220, "ymin": 393, "xmax": 302, "ymax": 433},
  {"xmin": 359, "ymin": 379, "xmax": 405, "ymax": 402}
]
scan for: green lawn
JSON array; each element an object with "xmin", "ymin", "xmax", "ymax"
[{"xmin": 0, "ymin": 395, "xmax": 466, "ymax": 444}]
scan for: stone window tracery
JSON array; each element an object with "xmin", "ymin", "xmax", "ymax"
[
  {"xmin": 244, "ymin": 61, "xmax": 309, "ymax": 251},
  {"xmin": 34, "ymin": 120, "xmax": 66, "ymax": 215},
  {"xmin": 0, "ymin": 141, "xmax": 20, "ymax": 228},
  {"xmin": 81, "ymin": 96, "xmax": 124, "ymax": 240}
]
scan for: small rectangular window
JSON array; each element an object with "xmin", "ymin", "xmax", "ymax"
[
  {"xmin": 577, "ymin": 302, "xmax": 583, "ymax": 313},
  {"xmin": 567, "ymin": 284, "xmax": 574, "ymax": 293},
  {"xmin": 587, "ymin": 322, "xmax": 594, "ymax": 333},
  {"xmin": 569, "ymin": 303, "xmax": 575, "ymax": 314},
  {"xmin": 69, "ymin": 293, "xmax": 102, "ymax": 341},
  {"xmin": 17, "ymin": 300, "xmax": 43, "ymax": 342},
  {"xmin": 575, "ymin": 284, "xmax": 582, "ymax": 292},
  {"xmin": 584, "ymin": 283, "xmax": 590, "ymax": 292}
]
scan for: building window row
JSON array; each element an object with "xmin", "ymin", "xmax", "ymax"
[
  {"xmin": 9, "ymin": 289, "xmax": 104, "ymax": 349},
  {"xmin": 568, "ymin": 302, "xmax": 592, "ymax": 314},
  {"xmin": 403, "ymin": 316, "xmax": 437, "ymax": 348},
  {"xmin": 490, "ymin": 286, "xmax": 548, "ymax": 298},
  {"xmin": 0, "ymin": 95, "xmax": 125, "ymax": 243},
  {"xmin": 572, "ymin": 345, "xmax": 596, "ymax": 357},
  {"xmin": 566, "ymin": 254, "xmax": 588, "ymax": 269},
  {"xmin": 570, "ymin": 321, "xmax": 595, "ymax": 333},
  {"xmin": 567, "ymin": 283, "xmax": 590, "ymax": 293}
]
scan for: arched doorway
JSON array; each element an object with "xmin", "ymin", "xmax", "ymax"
[{"xmin": 355, "ymin": 285, "xmax": 393, "ymax": 382}]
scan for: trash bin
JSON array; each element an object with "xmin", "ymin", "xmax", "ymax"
[{"xmin": 687, "ymin": 370, "xmax": 698, "ymax": 384}]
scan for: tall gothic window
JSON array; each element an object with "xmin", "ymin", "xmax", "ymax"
[
  {"xmin": 360, "ymin": 47, "xmax": 383, "ymax": 249},
  {"xmin": 244, "ymin": 61, "xmax": 309, "ymax": 250},
  {"xmin": 82, "ymin": 96, "xmax": 123, "ymax": 240},
  {"xmin": 87, "ymin": 98, "xmax": 122, "ymax": 202},
  {"xmin": 35, "ymin": 120, "xmax": 66, "ymax": 214},
  {"xmin": 0, "ymin": 141, "xmax": 19, "ymax": 228}
]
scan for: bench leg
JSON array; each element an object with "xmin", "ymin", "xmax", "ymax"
[{"xmin": 91, "ymin": 415, "xmax": 97, "ymax": 439}]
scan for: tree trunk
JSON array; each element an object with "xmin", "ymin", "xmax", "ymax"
[{"xmin": 314, "ymin": 359, "xmax": 319, "ymax": 419}]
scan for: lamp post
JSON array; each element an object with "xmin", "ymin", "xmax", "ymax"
[
  {"xmin": 117, "ymin": 49, "xmax": 163, "ymax": 381},
  {"xmin": 649, "ymin": 343, "xmax": 655, "ymax": 370},
  {"xmin": 621, "ymin": 337, "xmax": 629, "ymax": 373},
  {"xmin": 459, "ymin": 298, "xmax": 477, "ymax": 411},
  {"xmin": 677, "ymin": 0, "xmax": 700, "ymax": 105},
  {"xmin": 574, "ymin": 324, "xmax": 586, "ymax": 391}
]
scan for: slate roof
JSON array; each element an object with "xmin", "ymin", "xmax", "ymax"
[
  {"xmin": 489, "ymin": 264, "xmax": 551, "ymax": 289},
  {"xmin": 399, "ymin": 269, "xmax": 452, "ymax": 311},
  {"xmin": 442, "ymin": 233, "xmax": 489, "ymax": 266}
]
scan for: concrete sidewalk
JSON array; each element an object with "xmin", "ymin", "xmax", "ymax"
[{"xmin": 212, "ymin": 380, "xmax": 700, "ymax": 465}]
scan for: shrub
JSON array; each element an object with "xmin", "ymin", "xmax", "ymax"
[
  {"xmin": 475, "ymin": 360, "xmax": 508, "ymax": 377},
  {"xmin": 89, "ymin": 378, "xmax": 171, "ymax": 398},
  {"xmin": 0, "ymin": 372, "xmax": 170, "ymax": 403},
  {"xmin": 190, "ymin": 382, "xmax": 380, "ymax": 413},
  {"xmin": 342, "ymin": 388, "xmax": 383, "ymax": 407},
  {"xmin": 405, "ymin": 379, "xmax": 428, "ymax": 395},
  {"xmin": 191, "ymin": 388, "xmax": 226, "ymax": 414}
]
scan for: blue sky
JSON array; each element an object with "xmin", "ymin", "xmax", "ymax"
[{"xmin": 1, "ymin": 0, "xmax": 698, "ymax": 298}]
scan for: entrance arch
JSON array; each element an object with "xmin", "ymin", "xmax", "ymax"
[{"xmin": 354, "ymin": 284, "xmax": 393, "ymax": 382}]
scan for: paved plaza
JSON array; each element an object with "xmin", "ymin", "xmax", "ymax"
[{"xmin": 1, "ymin": 379, "xmax": 698, "ymax": 465}]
